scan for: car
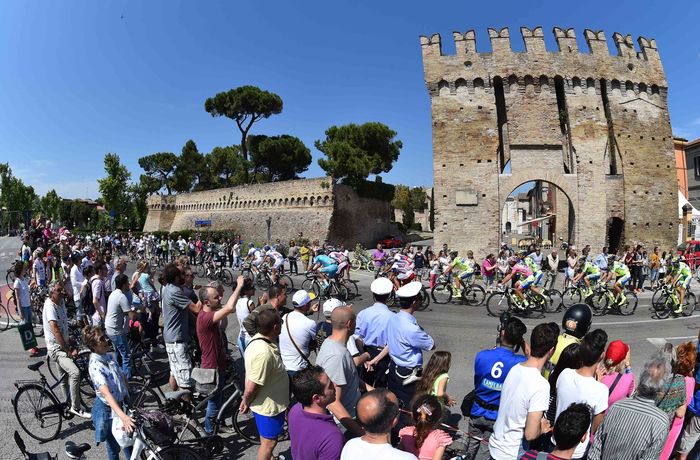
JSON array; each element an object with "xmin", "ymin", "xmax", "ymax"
[{"xmin": 378, "ymin": 235, "xmax": 403, "ymax": 249}]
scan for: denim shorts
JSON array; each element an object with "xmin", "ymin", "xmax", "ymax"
[{"xmin": 252, "ymin": 411, "xmax": 286, "ymax": 439}]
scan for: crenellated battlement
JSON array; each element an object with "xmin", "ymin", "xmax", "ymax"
[{"xmin": 420, "ymin": 26, "xmax": 666, "ymax": 90}]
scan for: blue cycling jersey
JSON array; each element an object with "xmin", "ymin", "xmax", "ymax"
[
  {"xmin": 314, "ymin": 254, "xmax": 336, "ymax": 267},
  {"xmin": 471, "ymin": 346, "xmax": 527, "ymax": 420}
]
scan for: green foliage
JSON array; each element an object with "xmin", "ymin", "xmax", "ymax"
[
  {"xmin": 352, "ymin": 179, "xmax": 395, "ymax": 202},
  {"xmin": 204, "ymin": 85, "xmax": 283, "ymax": 181},
  {"xmin": 392, "ymin": 184, "xmax": 428, "ymax": 229},
  {"xmin": 315, "ymin": 122, "xmax": 402, "ymax": 187},
  {"xmin": 209, "ymin": 145, "xmax": 247, "ymax": 188},
  {"xmin": 410, "ymin": 187, "xmax": 427, "ymax": 211},
  {"xmin": 172, "ymin": 140, "xmax": 201, "ymax": 193},
  {"xmin": 138, "ymin": 152, "xmax": 178, "ymax": 195},
  {"xmin": 98, "ymin": 153, "xmax": 132, "ymax": 219},
  {"xmin": 0, "ymin": 163, "xmax": 38, "ymax": 231},
  {"xmin": 39, "ymin": 189, "xmax": 61, "ymax": 221},
  {"xmin": 248, "ymin": 134, "xmax": 311, "ymax": 181}
]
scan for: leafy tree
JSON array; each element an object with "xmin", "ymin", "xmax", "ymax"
[
  {"xmin": 315, "ymin": 122, "xmax": 402, "ymax": 187},
  {"xmin": 248, "ymin": 135, "xmax": 311, "ymax": 182},
  {"xmin": 98, "ymin": 153, "xmax": 132, "ymax": 222},
  {"xmin": 209, "ymin": 145, "xmax": 247, "ymax": 187},
  {"xmin": 138, "ymin": 152, "xmax": 177, "ymax": 194},
  {"xmin": 204, "ymin": 86, "xmax": 283, "ymax": 182},
  {"xmin": 0, "ymin": 163, "xmax": 38, "ymax": 231},
  {"xmin": 39, "ymin": 189, "xmax": 62, "ymax": 222},
  {"xmin": 410, "ymin": 187, "xmax": 427, "ymax": 211}
]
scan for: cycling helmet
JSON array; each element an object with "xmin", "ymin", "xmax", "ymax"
[
  {"xmin": 507, "ymin": 256, "xmax": 519, "ymax": 266},
  {"xmin": 561, "ymin": 304, "xmax": 592, "ymax": 339},
  {"xmin": 263, "ymin": 245, "xmax": 270, "ymax": 251},
  {"xmin": 248, "ymin": 242, "xmax": 254, "ymax": 248}
]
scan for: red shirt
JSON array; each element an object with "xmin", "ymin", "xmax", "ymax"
[{"xmin": 196, "ymin": 310, "xmax": 226, "ymax": 370}]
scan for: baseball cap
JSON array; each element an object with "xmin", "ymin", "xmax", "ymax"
[
  {"xmin": 396, "ymin": 281, "xmax": 422, "ymax": 299},
  {"xmin": 370, "ymin": 277, "xmax": 393, "ymax": 296},
  {"xmin": 292, "ymin": 290, "xmax": 316, "ymax": 308},
  {"xmin": 323, "ymin": 298, "xmax": 346, "ymax": 317},
  {"xmin": 604, "ymin": 340, "xmax": 630, "ymax": 367}
]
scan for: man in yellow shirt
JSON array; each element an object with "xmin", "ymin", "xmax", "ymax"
[
  {"xmin": 542, "ymin": 304, "xmax": 591, "ymax": 379},
  {"xmin": 241, "ymin": 309, "xmax": 289, "ymax": 460}
]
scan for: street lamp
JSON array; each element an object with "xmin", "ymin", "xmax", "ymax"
[{"xmin": 266, "ymin": 216, "xmax": 272, "ymax": 243}]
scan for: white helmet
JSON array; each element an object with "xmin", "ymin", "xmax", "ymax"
[{"xmin": 322, "ymin": 298, "xmax": 346, "ymax": 317}]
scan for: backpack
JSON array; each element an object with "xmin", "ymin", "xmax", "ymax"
[{"xmin": 81, "ymin": 279, "xmax": 95, "ymax": 317}]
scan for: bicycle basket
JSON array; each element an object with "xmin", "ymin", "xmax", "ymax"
[{"xmin": 138, "ymin": 409, "xmax": 175, "ymax": 447}]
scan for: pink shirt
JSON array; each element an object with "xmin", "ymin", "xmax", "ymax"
[
  {"xmin": 601, "ymin": 371, "xmax": 635, "ymax": 407},
  {"xmin": 398, "ymin": 426, "xmax": 452, "ymax": 460},
  {"xmin": 511, "ymin": 263, "xmax": 533, "ymax": 278}
]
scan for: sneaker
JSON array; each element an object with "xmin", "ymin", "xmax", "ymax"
[
  {"xmin": 69, "ymin": 408, "xmax": 92, "ymax": 419},
  {"xmin": 218, "ymin": 425, "xmax": 237, "ymax": 434},
  {"xmin": 29, "ymin": 347, "xmax": 40, "ymax": 357}
]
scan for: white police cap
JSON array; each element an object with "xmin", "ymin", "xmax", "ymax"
[
  {"xmin": 370, "ymin": 277, "xmax": 394, "ymax": 296},
  {"xmin": 395, "ymin": 281, "xmax": 422, "ymax": 299}
]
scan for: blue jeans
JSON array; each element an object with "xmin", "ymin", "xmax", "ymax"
[
  {"xmin": 92, "ymin": 398, "xmax": 133, "ymax": 460},
  {"xmin": 108, "ymin": 333, "xmax": 131, "ymax": 379},
  {"xmin": 20, "ymin": 306, "xmax": 32, "ymax": 326},
  {"xmin": 204, "ymin": 370, "xmax": 225, "ymax": 435}
]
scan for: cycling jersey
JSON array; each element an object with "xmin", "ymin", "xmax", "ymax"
[
  {"xmin": 453, "ymin": 257, "xmax": 475, "ymax": 273},
  {"xmin": 328, "ymin": 251, "xmax": 347, "ymax": 263},
  {"xmin": 581, "ymin": 261, "xmax": 601, "ymax": 279},
  {"xmin": 611, "ymin": 261, "xmax": 630, "ymax": 277},
  {"xmin": 510, "ymin": 263, "xmax": 533, "ymax": 279},
  {"xmin": 315, "ymin": 255, "xmax": 336, "ymax": 267},
  {"xmin": 472, "ymin": 347, "xmax": 527, "ymax": 420},
  {"xmin": 677, "ymin": 262, "xmax": 692, "ymax": 277},
  {"xmin": 267, "ymin": 251, "xmax": 284, "ymax": 269},
  {"xmin": 524, "ymin": 256, "xmax": 540, "ymax": 273}
]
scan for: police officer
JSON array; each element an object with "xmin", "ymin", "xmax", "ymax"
[
  {"xmin": 542, "ymin": 303, "xmax": 591, "ymax": 378},
  {"xmin": 355, "ymin": 277, "xmax": 394, "ymax": 388},
  {"xmin": 466, "ymin": 314, "xmax": 528, "ymax": 460},
  {"xmin": 386, "ymin": 281, "xmax": 435, "ymax": 407}
]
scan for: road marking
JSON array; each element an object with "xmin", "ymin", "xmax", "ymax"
[{"xmin": 595, "ymin": 316, "xmax": 700, "ymax": 326}]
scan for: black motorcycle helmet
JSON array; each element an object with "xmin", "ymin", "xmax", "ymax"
[{"xmin": 561, "ymin": 304, "xmax": 592, "ymax": 339}]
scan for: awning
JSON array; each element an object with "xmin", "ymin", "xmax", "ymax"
[
  {"xmin": 517, "ymin": 214, "xmax": 554, "ymax": 227},
  {"xmin": 678, "ymin": 191, "xmax": 700, "ymax": 218}
]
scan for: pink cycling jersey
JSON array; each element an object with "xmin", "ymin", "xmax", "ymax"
[{"xmin": 511, "ymin": 263, "xmax": 533, "ymax": 278}]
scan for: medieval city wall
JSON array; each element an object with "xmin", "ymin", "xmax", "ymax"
[
  {"xmin": 421, "ymin": 26, "xmax": 676, "ymax": 256},
  {"xmin": 142, "ymin": 178, "xmax": 392, "ymax": 247}
]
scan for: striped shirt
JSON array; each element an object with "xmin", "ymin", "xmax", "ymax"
[{"xmin": 587, "ymin": 396, "xmax": 669, "ymax": 460}]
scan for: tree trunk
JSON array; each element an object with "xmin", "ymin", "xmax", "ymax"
[{"xmin": 240, "ymin": 131, "xmax": 250, "ymax": 183}]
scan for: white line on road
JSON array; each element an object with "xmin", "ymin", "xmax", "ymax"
[{"xmin": 595, "ymin": 316, "xmax": 700, "ymax": 326}]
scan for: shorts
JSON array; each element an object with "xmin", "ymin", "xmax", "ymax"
[
  {"xmin": 533, "ymin": 272, "xmax": 544, "ymax": 286},
  {"xmin": 253, "ymin": 257, "xmax": 264, "ymax": 267},
  {"xmin": 616, "ymin": 274, "xmax": 631, "ymax": 286},
  {"xmin": 586, "ymin": 273, "xmax": 601, "ymax": 281},
  {"xmin": 679, "ymin": 275, "xmax": 692, "ymax": 289},
  {"xmin": 252, "ymin": 411, "xmax": 286, "ymax": 439},
  {"xmin": 320, "ymin": 265, "xmax": 338, "ymax": 277},
  {"xmin": 272, "ymin": 258, "xmax": 284, "ymax": 270},
  {"xmin": 397, "ymin": 271, "xmax": 415, "ymax": 282},
  {"xmin": 458, "ymin": 271, "xmax": 474, "ymax": 281},
  {"xmin": 679, "ymin": 413, "xmax": 700, "ymax": 453},
  {"xmin": 165, "ymin": 342, "xmax": 192, "ymax": 389},
  {"xmin": 520, "ymin": 275, "xmax": 536, "ymax": 289},
  {"xmin": 337, "ymin": 261, "xmax": 348, "ymax": 272}
]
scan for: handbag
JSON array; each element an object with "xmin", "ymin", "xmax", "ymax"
[
  {"xmin": 192, "ymin": 367, "xmax": 218, "ymax": 395},
  {"xmin": 460, "ymin": 389, "xmax": 476, "ymax": 416}
]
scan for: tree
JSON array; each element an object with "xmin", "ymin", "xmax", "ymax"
[
  {"xmin": 248, "ymin": 135, "xmax": 311, "ymax": 182},
  {"xmin": 0, "ymin": 163, "xmax": 38, "ymax": 231},
  {"xmin": 209, "ymin": 145, "xmax": 246, "ymax": 187},
  {"xmin": 39, "ymin": 189, "xmax": 61, "ymax": 222},
  {"xmin": 410, "ymin": 187, "xmax": 427, "ymax": 211},
  {"xmin": 98, "ymin": 153, "xmax": 132, "ymax": 223},
  {"xmin": 137, "ymin": 152, "xmax": 177, "ymax": 194},
  {"xmin": 204, "ymin": 86, "xmax": 283, "ymax": 182},
  {"xmin": 315, "ymin": 122, "xmax": 402, "ymax": 187}
]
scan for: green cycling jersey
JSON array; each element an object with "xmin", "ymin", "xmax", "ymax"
[
  {"xmin": 677, "ymin": 262, "xmax": 692, "ymax": 278},
  {"xmin": 581, "ymin": 261, "xmax": 600, "ymax": 275},
  {"xmin": 452, "ymin": 257, "xmax": 475, "ymax": 273},
  {"xmin": 611, "ymin": 261, "xmax": 630, "ymax": 277}
]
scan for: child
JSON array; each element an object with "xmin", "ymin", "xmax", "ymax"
[
  {"xmin": 429, "ymin": 254, "xmax": 440, "ymax": 289},
  {"xmin": 415, "ymin": 351, "xmax": 456, "ymax": 408},
  {"xmin": 399, "ymin": 394, "xmax": 452, "ymax": 460}
]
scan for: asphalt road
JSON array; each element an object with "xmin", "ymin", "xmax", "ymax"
[{"xmin": 1, "ymin": 235, "xmax": 699, "ymax": 459}]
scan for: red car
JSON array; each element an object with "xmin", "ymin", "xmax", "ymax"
[{"xmin": 378, "ymin": 235, "xmax": 403, "ymax": 249}]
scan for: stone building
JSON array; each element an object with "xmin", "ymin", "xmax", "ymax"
[
  {"xmin": 142, "ymin": 177, "xmax": 393, "ymax": 247},
  {"xmin": 420, "ymin": 26, "xmax": 677, "ymax": 256}
]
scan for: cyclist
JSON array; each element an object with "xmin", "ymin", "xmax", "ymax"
[
  {"xmin": 443, "ymin": 250, "xmax": 476, "ymax": 295},
  {"xmin": 263, "ymin": 246, "xmax": 285, "ymax": 277},
  {"xmin": 386, "ymin": 252, "xmax": 415, "ymax": 290},
  {"xmin": 524, "ymin": 251, "xmax": 545, "ymax": 289},
  {"xmin": 672, "ymin": 257, "xmax": 693, "ymax": 315},
  {"xmin": 244, "ymin": 243, "xmax": 264, "ymax": 275},
  {"xmin": 309, "ymin": 249, "xmax": 338, "ymax": 287},
  {"xmin": 498, "ymin": 256, "xmax": 542, "ymax": 310},
  {"xmin": 573, "ymin": 256, "xmax": 601, "ymax": 298},
  {"xmin": 603, "ymin": 256, "xmax": 632, "ymax": 307},
  {"xmin": 329, "ymin": 247, "xmax": 350, "ymax": 280}
]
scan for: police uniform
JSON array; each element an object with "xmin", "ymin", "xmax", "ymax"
[
  {"xmin": 386, "ymin": 281, "xmax": 434, "ymax": 407},
  {"xmin": 355, "ymin": 277, "xmax": 395, "ymax": 388}
]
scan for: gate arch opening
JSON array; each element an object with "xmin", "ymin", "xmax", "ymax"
[{"xmin": 501, "ymin": 180, "xmax": 575, "ymax": 250}]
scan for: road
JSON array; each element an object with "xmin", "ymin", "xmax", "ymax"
[{"xmin": 0, "ymin": 235, "xmax": 698, "ymax": 459}]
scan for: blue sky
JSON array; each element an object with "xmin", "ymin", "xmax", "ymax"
[{"xmin": 0, "ymin": 0, "xmax": 698, "ymax": 199}]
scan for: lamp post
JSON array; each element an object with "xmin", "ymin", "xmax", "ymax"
[{"xmin": 266, "ymin": 216, "xmax": 272, "ymax": 244}]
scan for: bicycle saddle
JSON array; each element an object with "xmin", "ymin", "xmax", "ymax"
[
  {"xmin": 27, "ymin": 361, "xmax": 44, "ymax": 372},
  {"xmin": 164, "ymin": 389, "xmax": 192, "ymax": 401},
  {"xmin": 65, "ymin": 441, "xmax": 91, "ymax": 459}
]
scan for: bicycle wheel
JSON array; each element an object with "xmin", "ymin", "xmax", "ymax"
[
  {"xmin": 543, "ymin": 289, "xmax": 563, "ymax": 313},
  {"xmin": 562, "ymin": 288, "xmax": 582, "ymax": 308},
  {"xmin": 431, "ymin": 282, "xmax": 452, "ymax": 304},
  {"xmin": 173, "ymin": 418, "xmax": 201, "ymax": 441},
  {"xmin": 75, "ymin": 351, "xmax": 96, "ymax": 400},
  {"xmin": 197, "ymin": 264, "xmax": 206, "ymax": 278},
  {"xmin": 618, "ymin": 291, "xmax": 638, "ymax": 316},
  {"xmin": 651, "ymin": 287, "xmax": 666, "ymax": 311},
  {"xmin": 13, "ymin": 384, "xmax": 63, "ymax": 442},
  {"xmin": 5, "ymin": 292, "xmax": 21, "ymax": 321},
  {"xmin": 300, "ymin": 278, "xmax": 315, "ymax": 292},
  {"xmin": 350, "ymin": 259, "xmax": 361, "ymax": 271},
  {"xmin": 342, "ymin": 280, "xmax": 360, "ymax": 300},
  {"xmin": 416, "ymin": 288, "xmax": 430, "ymax": 311},
  {"xmin": 128, "ymin": 381, "xmax": 162, "ymax": 410},
  {"xmin": 682, "ymin": 292, "xmax": 696, "ymax": 317},
  {"xmin": 256, "ymin": 273, "xmax": 271, "ymax": 290},
  {"xmin": 6, "ymin": 268, "xmax": 16, "ymax": 287},
  {"xmin": 220, "ymin": 268, "xmax": 234, "ymax": 287},
  {"xmin": 329, "ymin": 282, "xmax": 349, "ymax": 301},
  {"xmin": 655, "ymin": 293, "xmax": 672, "ymax": 319},
  {"xmin": 232, "ymin": 406, "xmax": 261, "ymax": 445},
  {"xmin": 486, "ymin": 292, "xmax": 510, "ymax": 317},
  {"xmin": 156, "ymin": 444, "xmax": 204, "ymax": 460},
  {"xmin": 277, "ymin": 274, "xmax": 294, "ymax": 291},
  {"xmin": 461, "ymin": 285, "xmax": 485, "ymax": 306},
  {"xmin": 0, "ymin": 304, "xmax": 9, "ymax": 331},
  {"xmin": 32, "ymin": 312, "xmax": 44, "ymax": 337},
  {"xmin": 590, "ymin": 291, "xmax": 609, "ymax": 316}
]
